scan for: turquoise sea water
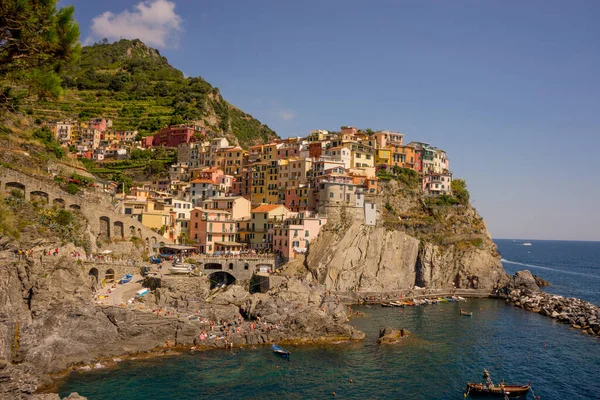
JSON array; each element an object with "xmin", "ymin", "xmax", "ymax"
[{"xmin": 58, "ymin": 240, "xmax": 600, "ymax": 399}]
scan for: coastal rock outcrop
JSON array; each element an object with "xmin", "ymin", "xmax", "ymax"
[
  {"xmin": 377, "ymin": 327, "xmax": 410, "ymax": 344},
  {"xmin": 505, "ymin": 288, "xmax": 600, "ymax": 336},
  {"xmin": 0, "ymin": 252, "xmax": 362, "ymax": 398},
  {"xmin": 307, "ymin": 221, "xmax": 507, "ymax": 292}
]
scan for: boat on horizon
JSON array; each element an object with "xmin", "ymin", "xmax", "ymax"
[
  {"xmin": 522, "ymin": 242, "xmax": 532, "ymax": 246},
  {"xmin": 272, "ymin": 344, "xmax": 290, "ymax": 357}
]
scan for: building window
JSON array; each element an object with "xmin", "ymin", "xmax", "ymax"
[
  {"xmin": 244, "ymin": 263, "xmax": 249, "ymax": 270},
  {"xmin": 229, "ymin": 263, "xmax": 233, "ymax": 270}
]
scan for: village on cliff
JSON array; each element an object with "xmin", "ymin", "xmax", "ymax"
[{"xmin": 46, "ymin": 120, "xmax": 452, "ymax": 260}]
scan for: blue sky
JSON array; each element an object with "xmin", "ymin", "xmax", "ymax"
[{"xmin": 63, "ymin": 0, "xmax": 600, "ymax": 241}]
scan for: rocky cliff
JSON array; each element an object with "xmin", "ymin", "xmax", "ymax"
[
  {"xmin": 0, "ymin": 252, "xmax": 361, "ymax": 399},
  {"xmin": 306, "ymin": 179, "xmax": 507, "ymax": 291}
]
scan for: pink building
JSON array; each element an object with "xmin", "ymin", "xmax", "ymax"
[
  {"xmin": 189, "ymin": 208, "xmax": 238, "ymax": 254},
  {"xmin": 89, "ymin": 118, "xmax": 110, "ymax": 132},
  {"xmin": 192, "ymin": 167, "xmax": 224, "ymax": 183},
  {"xmin": 373, "ymin": 130, "xmax": 404, "ymax": 148},
  {"xmin": 272, "ymin": 212, "xmax": 327, "ymax": 260}
]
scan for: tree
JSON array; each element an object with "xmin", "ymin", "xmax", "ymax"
[
  {"xmin": 0, "ymin": 0, "xmax": 80, "ymax": 107},
  {"xmin": 451, "ymin": 179, "xmax": 470, "ymax": 205}
]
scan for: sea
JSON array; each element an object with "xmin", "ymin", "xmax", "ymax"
[{"xmin": 58, "ymin": 240, "xmax": 600, "ymax": 400}]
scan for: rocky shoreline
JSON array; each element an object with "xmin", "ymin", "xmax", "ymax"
[
  {"xmin": 501, "ymin": 270, "xmax": 600, "ymax": 337},
  {"xmin": 506, "ymin": 289, "xmax": 600, "ymax": 336}
]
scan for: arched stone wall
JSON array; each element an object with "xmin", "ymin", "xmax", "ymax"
[
  {"xmin": 113, "ymin": 221, "xmax": 124, "ymax": 239},
  {"xmin": 99, "ymin": 216, "xmax": 110, "ymax": 240}
]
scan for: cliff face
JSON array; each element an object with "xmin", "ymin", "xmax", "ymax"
[{"xmin": 306, "ymin": 180, "xmax": 507, "ymax": 291}]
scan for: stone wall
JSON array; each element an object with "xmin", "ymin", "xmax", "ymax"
[{"xmin": 0, "ymin": 167, "xmax": 169, "ymax": 251}]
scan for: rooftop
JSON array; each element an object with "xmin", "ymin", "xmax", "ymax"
[{"xmin": 252, "ymin": 204, "xmax": 284, "ymax": 213}]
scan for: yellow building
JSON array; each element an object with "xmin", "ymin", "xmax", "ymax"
[
  {"xmin": 375, "ymin": 148, "xmax": 392, "ymax": 166},
  {"xmin": 249, "ymin": 204, "xmax": 291, "ymax": 250},
  {"xmin": 349, "ymin": 142, "xmax": 375, "ymax": 168}
]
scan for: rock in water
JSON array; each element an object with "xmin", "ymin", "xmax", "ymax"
[
  {"xmin": 533, "ymin": 274, "xmax": 550, "ymax": 287},
  {"xmin": 377, "ymin": 327, "xmax": 410, "ymax": 344},
  {"xmin": 508, "ymin": 270, "xmax": 540, "ymax": 293}
]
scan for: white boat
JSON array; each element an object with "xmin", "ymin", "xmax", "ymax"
[
  {"xmin": 523, "ymin": 242, "xmax": 532, "ymax": 246},
  {"xmin": 168, "ymin": 263, "xmax": 194, "ymax": 274}
]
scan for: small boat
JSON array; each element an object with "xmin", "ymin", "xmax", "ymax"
[
  {"xmin": 169, "ymin": 263, "xmax": 194, "ymax": 274},
  {"xmin": 466, "ymin": 369, "xmax": 530, "ymax": 398},
  {"xmin": 460, "ymin": 309, "xmax": 473, "ymax": 317},
  {"xmin": 457, "ymin": 296, "xmax": 467, "ymax": 302},
  {"xmin": 119, "ymin": 274, "xmax": 132, "ymax": 284},
  {"xmin": 272, "ymin": 344, "xmax": 290, "ymax": 357},
  {"xmin": 149, "ymin": 256, "xmax": 162, "ymax": 264},
  {"xmin": 522, "ymin": 242, "xmax": 532, "ymax": 246},
  {"xmin": 465, "ymin": 383, "xmax": 530, "ymax": 398},
  {"xmin": 438, "ymin": 297, "xmax": 449, "ymax": 303},
  {"xmin": 136, "ymin": 288, "xmax": 150, "ymax": 298}
]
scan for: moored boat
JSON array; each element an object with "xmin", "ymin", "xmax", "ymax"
[
  {"xmin": 460, "ymin": 309, "xmax": 473, "ymax": 317},
  {"xmin": 119, "ymin": 274, "xmax": 132, "ymax": 284},
  {"xmin": 272, "ymin": 344, "xmax": 291, "ymax": 357},
  {"xmin": 465, "ymin": 383, "xmax": 530, "ymax": 398},
  {"xmin": 169, "ymin": 262, "xmax": 194, "ymax": 274}
]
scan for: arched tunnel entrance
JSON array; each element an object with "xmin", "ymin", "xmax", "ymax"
[
  {"xmin": 208, "ymin": 271, "xmax": 236, "ymax": 289},
  {"xmin": 88, "ymin": 267, "xmax": 99, "ymax": 286}
]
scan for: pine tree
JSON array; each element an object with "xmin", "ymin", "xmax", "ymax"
[{"xmin": 0, "ymin": 0, "xmax": 80, "ymax": 107}]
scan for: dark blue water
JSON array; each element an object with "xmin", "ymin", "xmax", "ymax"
[
  {"xmin": 496, "ymin": 239, "xmax": 600, "ymax": 304},
  {"xmin": 58, "ymin": 240, "xmax": 600, "ymax": 400}
]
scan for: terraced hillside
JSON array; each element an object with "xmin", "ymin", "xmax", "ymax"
[{"xmin": 23, "ymin": 39, "xmax": 278, "ymax": 148}]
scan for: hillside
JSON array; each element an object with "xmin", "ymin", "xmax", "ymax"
[{"xmin": 22, "ymin": 39, "xmax": 278, "ymax": 148}]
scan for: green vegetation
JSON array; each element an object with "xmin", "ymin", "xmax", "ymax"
[
  {"xmin": 426, "ymin": 194, "xmax": 459, "ymax": 206},
  {"xmin": 0, "ymin": 198, "xmax": 19, "ymax": 239},
  {"xmin": 20, "ymin": 38, "xmax": 277, "ymax": 148},
  {"xmin": 32, "ymin": 127, "xmax": 65, "ymax": 159},
  {"xmin": 0, "ymin": 0, "xmax": 80, "ymax": 111},
  {"xmin": 377, "ymin": 166, "xmax": 421, "ymax": 189},
  {"xmin": 66, "ymin": 183, "xmax": 79, "ymax": 195},
  {"xmin": 451, "ymin": 179, "xmax": 470, "ymax": 205}
]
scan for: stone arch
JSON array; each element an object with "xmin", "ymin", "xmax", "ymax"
[
  {"xmin": 105, "ymin": 268, "xmax": 115, "ymax": 283},
  {"xmin": 208, "ymin": 271, "xmax": 236, "ymax": 289},
  {"xmin": 137, "ymin": 228, "xmax": 142, "ymax": 238},
  {"xmin": 69, "ymin": 204, "xmax": 81, "ymax": 211},
  {"xmin": 99, "ymin": 216, "xmax": 110, "ymax": 240},
  {"xmin": 113, "ymin": 221, "xmax": 124, "ymax": 239},
  {"xmin": 88, "ymin": 267, "xmax": 99, "ymax": 286},
  {"xmin": 205, "ymin": 263, "xmax": 222, "ymax": 270},
  {"xmin": 129, "ymin": 226, "xmax": 136, "ymax": 236},
  {"xmin": 53, "ymin": 198, "xmax": 66, "ymax": 208},
  {"xmin": 151, "ymin": 237, "xmax": 157, "ymax": 245},
  {"xmin": 30, "ymin": 190, "xmax": 49, "ymax": 204},
  {"xmin": 5, "ymin": 182, "xmax": 25, "ymax": 198},
  {"xmin": 228, "ymin": 262, "xmax": 234, "ymax": 270}
]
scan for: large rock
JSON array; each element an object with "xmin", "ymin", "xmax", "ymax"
[
  {"xmin": 508, "ymin": 270, "xmax": 540, "ymax": 293},
  {"xmin": 377, "ymin": 327, "xmax": 410, "ymax": 344},
  {"xmin": 307, "ymin": 220, "xmax": 507, "ymax": 291}
]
